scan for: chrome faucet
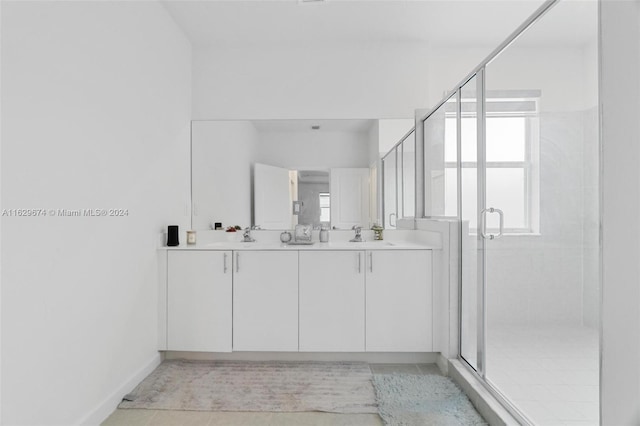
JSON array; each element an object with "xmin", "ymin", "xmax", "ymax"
[
  {"xmin": 350, "ymin": 225, "xmax": 363, "ymax": 242},
  {"xmin": 242, "ymin": 227, "xmax": 256, "ymax": 242}
]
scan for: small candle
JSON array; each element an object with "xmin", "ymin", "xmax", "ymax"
[{"xmin": 186, "ymin": 230, "xmax": 197, "ymax": 245}]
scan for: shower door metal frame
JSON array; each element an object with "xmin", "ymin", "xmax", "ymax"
[{"xmin": 475, "ymin": 67, "xmax": 488, "ymax": 377}]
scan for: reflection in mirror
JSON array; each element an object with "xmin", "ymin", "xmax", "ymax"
[
  {"xmin": 253, "ymin": 164, "xmax": 330, "ymax": 230},
  {"xmin": 252, "ymin": 164, "xmax": 371, "ymax": 230},
  {"xmin": 382, "ymin": 127, "xmax": 416, "ymax": 229},
  {"xmin": 402, "ymin": 132, "xmax": 415, "ymax": 218},
  {"xmin": 382, "ymin": 149, "xmax": 397, "ymax": 229},
  {"xmin": 296, "ymin": 170, "xmax": 330, "ymax": 228},
  {"xmin": 253, "ymin": 163, "xmax": 292, "ymax": 230},
  {"xmin": 191, "ymin": 119, "xmax": 412, "ymax": 231}
]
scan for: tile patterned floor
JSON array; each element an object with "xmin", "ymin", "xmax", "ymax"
[
  {"xmin": 486, "ymin": 325, "xmax": 599, "ymax": 426},
  {"xmin": 102, "ymin": 364, "xmax": 442, "ymax": 426}
]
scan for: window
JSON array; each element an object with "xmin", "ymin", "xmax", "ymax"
[
  {"xmin": 319, "ymin": 192, "xmax": 330, "ymax": 223},
  {"xmin": 444, "ymin": 94, "xmax": 540, "ymax": 234}
]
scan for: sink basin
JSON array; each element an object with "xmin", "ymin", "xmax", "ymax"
[
  {"xmin": 205, "ymin": 242, "xmax": 260, "ymax": 248},
  {"xmin": 326, "ymin": 241, "xmax": 395, "ymax": 249},
  {"xmin": 205, "ymin": 241, "xmax": 285, "ymax": 249}
]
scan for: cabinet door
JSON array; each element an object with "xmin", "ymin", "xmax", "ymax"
[
  {"xmin": 233, "ymin": 251, "xmax": 298, "ymax": 351},
  {"xmin": 366, "ymin": 250, "xmax": 432, "ymax": 352},
  {"xmin": 299, "ymin": 251, "xmax": 365, "ymax": 352},
  {"xmin": 168, "ymin": 250, "xmax": 232, "ymax": 352}
]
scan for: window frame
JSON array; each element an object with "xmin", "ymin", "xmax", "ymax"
[
  {"xmin": 318, "ymin": 192, "xmax": 331, "ymax": 223},
  {"xmin": 444, "ymin": 97, "xmax": 540, "ymax": 235}
]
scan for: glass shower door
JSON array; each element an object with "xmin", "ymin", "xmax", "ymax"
[
  {"xmin": 482, "ymin": 2, "xmax": 599, "ymax": 423},
  {"xmin": 454, "ymin": 1, "xmax": 599, "ymax": 424}
]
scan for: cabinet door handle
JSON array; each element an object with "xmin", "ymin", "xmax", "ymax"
[
  {"xmin": 369, "ymin": 252, "xmax": 373, "ymax": 273},
  {"xmin": 236, "ymin": 252, "xmax": 239, "ymax": 273},
  {"xmin": 223, "ymin": 253, "xmax": 228, "ymax": 274},
  {"xmin": 357, "ymin": 252, "xmax": 362, "ymax": 274}
]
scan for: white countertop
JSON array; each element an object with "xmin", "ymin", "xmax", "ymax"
[{"xmin": 161, "ymin": 240, "xmax": 437, "ymax": 251}]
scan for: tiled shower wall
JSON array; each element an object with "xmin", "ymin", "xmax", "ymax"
[{"xmin": 486, "ymin": 107, "xmax": 599, "ymax": 329}]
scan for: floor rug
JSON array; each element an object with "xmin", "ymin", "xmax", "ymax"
[
  {"xmin": 119, "ymin": 359, "xmax": 378, "ymax": 414},
  {"xmin": 373, "ymin": 374, "xmax": 487, "ymax": 425}
]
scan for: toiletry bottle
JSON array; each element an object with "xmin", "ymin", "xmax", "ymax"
[{"xmin": 319, "ymin": 225, "xmax": 329, "ymax": 243}]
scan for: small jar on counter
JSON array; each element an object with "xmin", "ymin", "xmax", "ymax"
[
  {"xmin": 186, "ymin": 230, "xmax": 197, "ymax": 245},
  {"xmin": 319, "ymin": 225, "xmax": 330, "ymax": 243}
]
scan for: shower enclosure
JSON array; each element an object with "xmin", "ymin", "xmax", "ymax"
[{"xmin": 385, "ymin": 0, "xmax": 599, "ymax": 424}]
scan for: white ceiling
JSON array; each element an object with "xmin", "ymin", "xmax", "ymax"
[{"xmin": 161, "ymin": 0, "xmax": 597, "ymax": 49}]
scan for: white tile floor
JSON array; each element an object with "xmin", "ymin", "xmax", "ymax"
[{"xmin": 486, "ymin": 325, "xmax": 599, "ymax": 426}]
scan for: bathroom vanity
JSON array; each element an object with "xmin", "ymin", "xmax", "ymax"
[{"xmin": 158, "ymin": 239, "xmax": 435, "ymax": 355}]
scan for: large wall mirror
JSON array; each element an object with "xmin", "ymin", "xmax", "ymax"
[{"xmin": 191, "ymin": 119, "xmax": 410, "ymax": 231}]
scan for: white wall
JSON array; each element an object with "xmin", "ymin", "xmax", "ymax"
[
  {"xmin": 378, "ymin": 119, "xmax": 415, "ymax": 156},
  {"xmin": 192, "ymin": 44, "xmax": 430, "ymax": 120},
  {"xmin": 1, "ymin": 2, "xmax": 191, "ymax": 424},
  {"xmin": 600, "ymin": 1, "xmax": 640, "ymax": 424},
  {"xmin": 191, "ymin": 121, "xmax": 257, "ymax": 230},
  {"xmin": 255, "ymin": 129, "xmax": 370, "ymax": 169},
  {"xmin": 428, "ymin": 45, "xmax": 598, "ymax": 112},
  {"xmin": 367, "ymin": 121, "xmax": 380, "ymax": 168}
]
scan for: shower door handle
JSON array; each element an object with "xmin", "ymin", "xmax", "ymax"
[{"xmin": 480, "ymin": 207, "xmax": 504, "ymax": 240}]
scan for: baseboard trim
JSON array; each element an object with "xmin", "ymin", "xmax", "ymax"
[
  {"xmin": 164, "ymin": 351, "xmax": 438, "ymax": 364},
  {"xmin": 436, "ymin": 353, "xmax": 449, "ymax": 375},
  {"xmin": 78, "ymin": 353, "xmax": 161, "ymax": 426}
]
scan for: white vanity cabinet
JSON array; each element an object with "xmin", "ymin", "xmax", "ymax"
[
  {"xmin": 299, "ymin": 251, "xmax": 366, "ymax": 352},
  {"xmin": 167, "ymin": 250, "xmax": 232, "ymax": 352},
  {"xmin": 365, "ymin": 250, "xmax": 433, "ymax": 352},
  {"xmin": 232, "ymin": 250, "xmax": 299, "ymax": 351},
  {"xmin": 162, "ymin": 246, "xmax": 433, "ymax": 354}
]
